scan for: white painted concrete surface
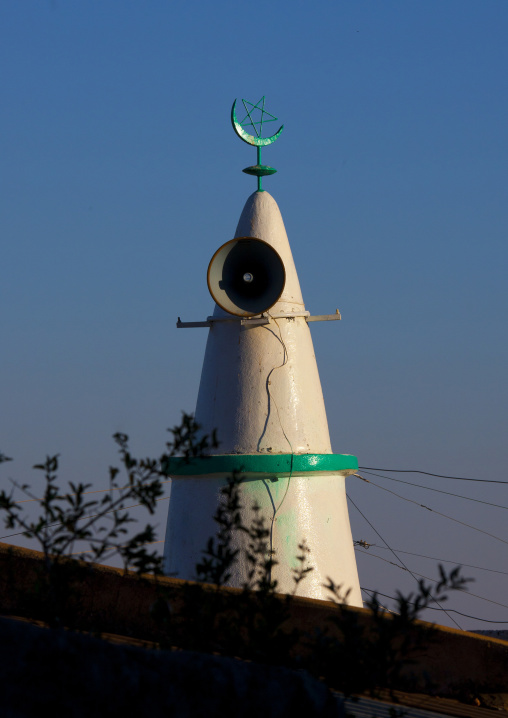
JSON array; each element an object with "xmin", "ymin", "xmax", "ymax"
[
  {"xmin": 196, "ymin": 191, "xmax": 330, "ymax": 455},
  {"xmin": 165, "ymin": 473, "xmax": 361, "ymax": 602},
  {"xmin": 164, "ymin": 190, "xmax": 362, "ymax": 605}
]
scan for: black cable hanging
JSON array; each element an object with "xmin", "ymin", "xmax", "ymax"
[
  {"xmin": 353, "ymin": 474, "xmax": 508, "ymax": 546},
  {"xmin": 356, "ymin": 548, "xmax": 508, "ymax": 611},
  {"xmin": 361, "ymin": 588, "xmax": 508, "ymax": 624},
  {"xmin": 360, "ymin": 469, "xmax": 508, "ymax": 510},
  {"xmin": 0, "ymin": 495, "xmax": 171, "ymax": 542},
  {"xmin": 347, "ymin": 495, "xmax": 463, "ymax": 630},
  {"xmin": 356, "ymin": 544, "xmax": 508, "ymax": 576},
  {"xmin": 359, "ymin": 467, "xmax": 508, "ymax": 484}
]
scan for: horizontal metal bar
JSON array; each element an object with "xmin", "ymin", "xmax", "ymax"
[
  {"xmin": 269, "ymin": 311, "xmax": 310, "ymax": 319},
  {"xmin": 177, "ymin": 317, "xmax": 270, "ymax": 328},
  {"xmin": 205, "ymin": 311, "xmax": 309, "ymax": 322},
  {"xmin": 176, "ymin": 319, "xmax": 211, "ymax": 328},
  {"xmin": 177, "ymin": 309, "xmax": 341, "ymax": 328},
  {"xmin": 206, "ymin": 316, "xmax": 240, "ymax": 323},
  {"xmin": 241, "ymin": 317, "xmax": 270, "ymax": 326},
  {"xmin": 307, "ymin": 310, "xmax": 341, "ymax": 322}
]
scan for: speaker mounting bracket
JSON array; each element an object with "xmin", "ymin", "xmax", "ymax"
[{"xmin": 176, "ymin": 309, "xmax": 341, "ymax": 328}]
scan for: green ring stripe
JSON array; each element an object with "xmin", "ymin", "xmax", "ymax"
[{"xmin": 162, "ymin": 453, "xmax": 358, "ymax": 477}]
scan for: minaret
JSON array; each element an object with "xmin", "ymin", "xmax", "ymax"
[{"xmin": 164, "ymin": 99, "xmax": 362, "ymax": 605}]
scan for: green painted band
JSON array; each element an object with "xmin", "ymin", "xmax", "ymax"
[{"xmin": 162, "ymin": 453, "xmax": 358, "ymax": 477}]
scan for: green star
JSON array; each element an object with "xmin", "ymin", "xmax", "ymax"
[{"xmin": 239, "ymin": 96, "xmax": 278, "ymax": 139}]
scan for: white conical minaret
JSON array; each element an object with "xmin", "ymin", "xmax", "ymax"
[{"xmin": 164, "ymin": 189, "xmax": 362, "ymax": 605}]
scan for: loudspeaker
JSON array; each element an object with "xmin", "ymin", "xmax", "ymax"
[{"xmin": 207, "ymin": 237, "xmax": 286, "ymax": 317}]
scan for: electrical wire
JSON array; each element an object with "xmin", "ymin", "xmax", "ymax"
[
  {"xmin": 13, "ymin": 478, "xmax": 171, "ymax": 505},
  {"xmin": 0, "ymin": 495, "xmax": 171, "ymax": 541},
  {"xmin": 358, "ymin": 545, "xmax": 508, "ymax": 577},
  {"xmin": 364, "ymin": 595, "xmax": 399, "ymax": 615},
  {"xmin": 347, "ymin": 495, "xmax": 463, "ymax": 630},
  {"xmin": 270, "ymin": 318, "xmax": 294, "ymax": 514},
  {"xmin": 359, "ymin": 467, "xmax": 508, "ymax": 484},
  {"xmin": 360, "ymin": 587, "xmax": 508, "ymax": 624},
  {"xmin": 261, "ymin": 317, "xmax": 295, "ymax": 569},
  {"xmin": 70, "ymin": 539, "xmax": 164, "ymax": 556},
  {"xmin": 355, "ymin": 548, "xmax": 508, "ymax": 611},
  {"xmin": 13, "ymin": 462, "xmax": 504, "ymax": 505},
  {"xmin": 360, "ymin": 469, "xmax": 508, "ymax": 510},
  {"xmin": 354, "ymin": 474, "xmax": 508, "ymax": 547}
]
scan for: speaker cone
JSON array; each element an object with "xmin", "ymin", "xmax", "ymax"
[{"xmin": 207, "ymin": 237, "xmax": 286, "ymax": 317}]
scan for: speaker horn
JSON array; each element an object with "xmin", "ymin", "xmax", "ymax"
[{"xmin": 207, "ymin": 237, "xmax": 286, "ymax": 317}]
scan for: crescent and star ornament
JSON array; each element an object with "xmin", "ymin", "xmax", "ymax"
[
  {"xmin": 231, "ymin": 97, "xmax": 284, "ymax": 146},
  {"xmin": 231, "ymin": 97, "xmax": 284, "ymax": 191}
]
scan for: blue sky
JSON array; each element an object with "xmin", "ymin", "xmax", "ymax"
[{"xmin": 1, "ymin": 1, "xmax": 507, "ymax": 630}]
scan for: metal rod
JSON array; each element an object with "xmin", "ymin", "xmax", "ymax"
[
  {"xmin": 176, "ymin": 310, "xmax": 341, "ymax": 328},
  {"xmin": 257, "ymin": 146, "xmax": 262, "ymax": 191}
]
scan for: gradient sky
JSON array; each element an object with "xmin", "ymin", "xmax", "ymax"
[{"xmin": 1, "ymin": 1, "xmax": 507, "ymax": 631}]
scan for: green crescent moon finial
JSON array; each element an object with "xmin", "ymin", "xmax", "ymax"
[{"xmin": 231, "ymin": 97, "xmax": 284, "ymax": 192}]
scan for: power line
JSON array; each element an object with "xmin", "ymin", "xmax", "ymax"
[
  {"xmin": 359, "ymin": 467, "xmax": 508, "ymax": 484},
  {"xmin": 70, "ymin": 539, "xmax": 164, "ymax": 556},
  {"xmin": 14, "ymin": 479, "xmax": 171, "ymax": 505},
  {"xmin": 356, "ymin": 548, "xmax": 508, "ymax": 611},
  {"xmin": 0, "ymin": 495, "xmax": 171, "ymax": 541},
  {"xmin": 347, "ymin": 496, "xmax": 463, "ymax": 630},
  {"xmin": 12, "ymin": 464, "xmax": 505, "ymax": 507},
  {"xmin": 353, "ymin": 474, "xmax": 508, "ymax": 547},
  {"xmin": 361, "ymin": 470, "xmax": 508, "ymax": 511},
  {"xmin": 363, "ymin": 595, "xmax": 399, "ymax": 615},
  {"xmin": 361, "ymin": 587, "xmax": 508, "ymax": 624},
  {"xmin": 358, "ymin": 544, "xmax": 508, "ymax": 577}
]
